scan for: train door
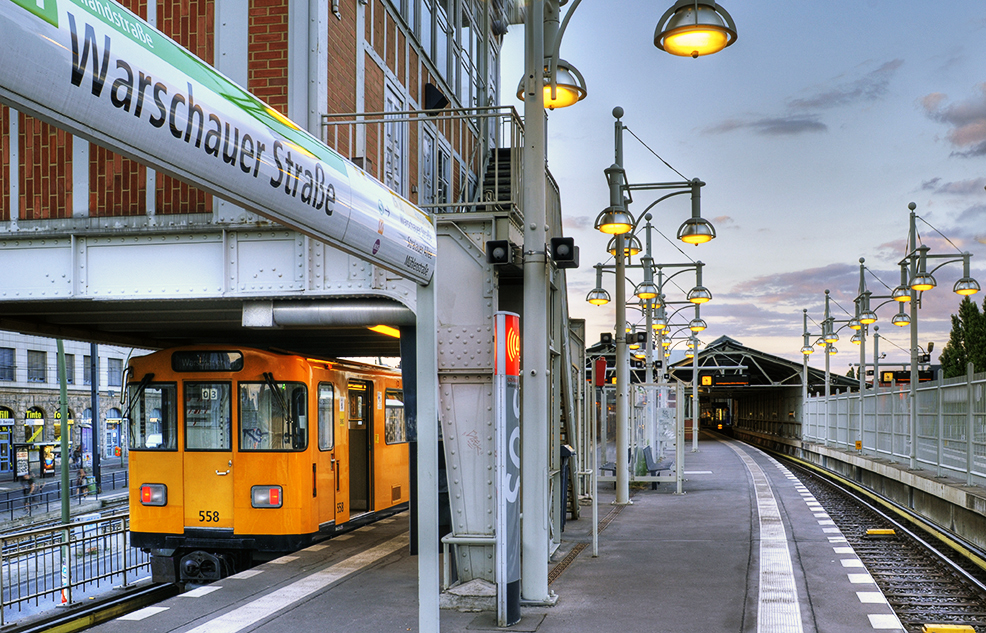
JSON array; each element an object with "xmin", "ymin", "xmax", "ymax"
[
  {"xmin": 182, "ymin": 381, "xmax": 234, "ymax": 529},
  {"xmin": 316, "ymin": 382, "xmax": 337, "ymax": 526},
  {"xmin": 347, "ymin": 381, "xmax": 372, "ymax": 514}
]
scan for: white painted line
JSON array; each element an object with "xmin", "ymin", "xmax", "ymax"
[
  {"xmin": 867, "ymin": 613, "xmax": 904, "ymax": 629},
  {"xmin": 229, "ymin": 569, "xmax": 264, "ymax": 579},
  {"xmin": 724, "ymin": 443, "xmax": 803, "ymax": 633},
  {"xmin": 267, "ymin": 555, "xmax": 299, "ymax": 565},
  {"xmin": 335, "ymin": 534, "xmax": 354, "ymax": 540},
  {"xmin": 856, "ymin": 591, "xmax": 887, "ymax": 604},
  {"xmin": 828, "ymin": 536, "xmax": 847, "ymax": 543},
  {"xmin": 847, "ymin": 573, "xmax": 875, "ymax": 584},
  {"xmin": 813, "ymin": 513, "xmax": 829, "ymax": 518},
  {"xmin": 118, "ymin": 606, "xmax": 169, "ymax": 621},
  {"xmin": 833, "ymin": 547, "xmax": 855, "ymax": 554},
  {"xmin": 305, "ymin": 543, "xmax": 329, "ymax": 551},
  {"xmin": 822, "ymin": 527, "xmax": 842, "ymax": 533},
  {"xmin": 181, "ymin": 534, "xmax": 409, "ymax": 633},
  {"xmin": 684, "ymin": 470, "xmax": 713, "ymax": 474},
  {"xmin": 841, "ymin": 559, "xmax": 865, "ymax": 568},
  {"xmin": 181, "ymin": 586, "xmax": 223, "ymax": 598},
  {"xmin": 360, "ymin": 526, "xmax": 377, "ymax": 531},
  {"xmin": 818, "ymin": 520, "xmax": 836, "ymax": 526}
]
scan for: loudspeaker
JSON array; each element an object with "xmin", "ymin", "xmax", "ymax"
[
  {"xmin": 424, "ymin": 83, "xmax": 450, "ymax": 115},
  {"xmin": 486, "ymin": 240, "xmax": 512, "ymax": 265},
  {"xmin": 549, "ymin": 236, "xmax": 579, "ymax": 269}
]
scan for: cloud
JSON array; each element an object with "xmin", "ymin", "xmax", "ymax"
[
  {"xmin": 922, "ymin": 177, "xmax": 986, "ymax": 195},
  {"xmin": 712, "ymin": 215, "xmax": 737, "ymax": 229},
  {"xmin": 705, "ymin": 59, "xmax": 902, "ymax": 138},
  {"xmin": 705, "ymin": 115, "xmax": 827, "ymax": 136},
  {"xmin": 787, "ymin": 59, "xmax": 904, "ymax": 111},
  {"xmin": 921, "ymin": 83, "xmax": 986, "ymax": 156},
  {"xmin": 563, "ymin": 215, "xmax": 596, "ymax": 230}
]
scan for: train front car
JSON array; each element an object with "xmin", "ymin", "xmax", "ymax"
[{"xmin": 126, "ymin": 346, "xmax": 408, "ymax": 584}]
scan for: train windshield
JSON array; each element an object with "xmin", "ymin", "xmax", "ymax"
[
  {"xmin": 184, "ymin": 382, "xmax": 233, "ymax": 450},
  {"xmin": 239, "ymin": 381, "xmax": 308, "ymax": 451},
  {"xmin": 128, "ymin": 383, "xmax": 178, "ymax": 450}
]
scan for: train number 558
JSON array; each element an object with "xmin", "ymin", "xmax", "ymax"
[{"xmin": 198, "ymin": 510, "xmax": 219, "ymax": 523}]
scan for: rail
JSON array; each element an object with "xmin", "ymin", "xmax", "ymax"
[
  {"xmin": 321, "ymin": 105, "xmax": 546, "ymax": 219},
  {"xmin": 799, "ymin": 366, "xmax": 986, "ymax": 486},
  {"xmin": 0, "ymin": 470, "xmax": 129, "ymax": 522},
  {"xmin": 0, "ymin": 509, "xmax": 149, "ymax": 627}
]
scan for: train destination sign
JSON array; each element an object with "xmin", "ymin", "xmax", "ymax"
[{"xmin": 0, "ymin": 0, "xmax": 436, "ymax": 285}]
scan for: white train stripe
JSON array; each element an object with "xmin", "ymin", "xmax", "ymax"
[
  {"xmin": 181, "ymin": 533, "xmax": 409, "ymax": 633},
  {"xmin": 118, "ymin": 606, "xmax": 169, "ymax": 620}
]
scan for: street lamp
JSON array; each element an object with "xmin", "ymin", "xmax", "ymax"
[
  {"xmin": 518, "ymin": 0, "xmax": 737, "ymax": 613},
  {"xmin": 899, "ymin": 202, "xmax": 979, "ymax": 469},
  {"xmin": 655, "ymin": 0, "xmax": 738, "ymax": 59}
]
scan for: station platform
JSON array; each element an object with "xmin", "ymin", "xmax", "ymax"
[{"xmin": 87, "ymin": 434, "xmax": 904, "ymax": 632}]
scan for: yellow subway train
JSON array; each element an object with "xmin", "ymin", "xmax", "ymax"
[{"xmin": 125, "ymin": 345, "xmax": 408, "ymax": 583}]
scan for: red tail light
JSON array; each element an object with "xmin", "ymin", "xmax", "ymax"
[
  {"xmin": 251, "ymin": 485, "xmax": 283, "ymax": 508},
  {"xmin": 140, "ymin": 483, "xmax": 167, "ymax": 506}
]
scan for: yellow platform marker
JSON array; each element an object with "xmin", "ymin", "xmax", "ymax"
[
  {"xmin": 922, "ymin": 625, "xmax": 975, "ymax": 633},
  {"xmin": 864, "ymin": 528, "xmax": 896, "ymax": 538}
]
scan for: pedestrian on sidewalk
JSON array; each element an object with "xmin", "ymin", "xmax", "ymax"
[
  {"xmin": 72, "ymin": 444, "xmax": 83, "ymax": 468},
  {"xmin": 76, "ymin": 468, "xmax": 88, "ymax": 499},
  {"xmin": 21, "ymin": 471, "xmax": 36, "ymax": 509}
]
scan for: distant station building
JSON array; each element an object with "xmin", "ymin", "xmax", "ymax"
[{"xmin": 0, "ymin": 332, "xmax": 143, "ymax": 478}]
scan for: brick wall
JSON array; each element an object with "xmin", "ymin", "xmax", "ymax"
[
  {"xmin": 154, "ymin": 0, "xmax": 214, "ymax": 214},
  {"xmin": 1, "ymin": 105, "xmax": 7, "ymax": 221},
  {"xmin": 249, "ymin": 0, "xmax": 289, "ymax": 113},
  {"xmin": 325, "ymin": 1, "xmax": 359, "ymax": 159},
  {"xmin": 88, "ymin": 0, "xmax": 148, "ymax": 217},
  {"xmin": 18, "ymin": 114, "xmax": 71, "ymax": 220}
]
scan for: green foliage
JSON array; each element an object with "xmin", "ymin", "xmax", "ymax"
[{"xmin": 938, "ymin": 297, "xmax": 986, "ymax": 378}]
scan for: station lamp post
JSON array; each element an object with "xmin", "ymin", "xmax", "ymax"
[
  {"xmin": 588, "ymin": 205, "xmax": 712, "ymax": 503},
  {"xmin": 517, "ymin": 0, "xmax": 736, "ymax": 612},
  {"xmin": 898, "ymin": 202, "xmax": 979, "ymax": 469}
]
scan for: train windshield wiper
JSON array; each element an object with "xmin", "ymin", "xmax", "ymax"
[{"xmin": 124, "ymin": 372, "xmax": 155, "ymax": 421}]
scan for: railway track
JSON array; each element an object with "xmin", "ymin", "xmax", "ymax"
[{"xmin": 785, "ymin": 459, "xmax": 986, "ymax": 632}]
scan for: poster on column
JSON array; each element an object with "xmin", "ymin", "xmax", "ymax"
[
  {"xmin": 0, "ymin": 0, "xmax": 435, "ymax": 284},
  {"xmin": 494, "ymin": 311, "xmax": 521, "ymax": 627}
]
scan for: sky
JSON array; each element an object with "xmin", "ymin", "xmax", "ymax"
[{"xmin": 499, "ymin": 0, "xmax": 986, "ymax": 372}]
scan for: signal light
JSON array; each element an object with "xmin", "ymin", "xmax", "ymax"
[
  {"xmin": 486, "ymin": 240, "xmax": 513, "ymax": 265},
  {"xmin": 549, "ymin": 237, "xmax": 579, "ymax": 269},
  {"xmin": 252, "ymin": 485, "xmax": 283, "ymax": 508},
  {"xmin": 140, "ymin": 483, "xmax": 167, "ymax": 506}
]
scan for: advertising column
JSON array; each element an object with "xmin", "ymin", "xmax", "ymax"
[{"xmin": 494, "ymin": 312, "xmax": 521, "ymax": 627}]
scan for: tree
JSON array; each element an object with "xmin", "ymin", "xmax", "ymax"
[{"xmin": 938, "ymin": 296, "xmax": 986, "ymax": 378}]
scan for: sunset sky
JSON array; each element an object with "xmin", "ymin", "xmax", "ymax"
[{"xmin": 500, "ymin": 1, "xmax": 986, "ymax": 370}]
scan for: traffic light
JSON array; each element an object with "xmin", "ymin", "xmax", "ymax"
[
  {"xmin": 549, "ymin": 237, "xmax": 579, "ymax": 269},
  {"xmin": 486, "ymin": 240, "xmax": 512, "ymax": 265}
]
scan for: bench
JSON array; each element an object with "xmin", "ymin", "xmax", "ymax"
[{"xmin": 643, "ymin": 446, "xmax": 675, "ymax": 490}]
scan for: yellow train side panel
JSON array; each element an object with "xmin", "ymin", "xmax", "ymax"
[{"xmin": 129, "ymin": 451, "xmax": 184, "ymax": 535}]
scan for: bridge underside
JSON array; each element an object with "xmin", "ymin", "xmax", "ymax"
[{"xmin": 0, "ymin": 296, "xmax": 403, "ymax": 359}]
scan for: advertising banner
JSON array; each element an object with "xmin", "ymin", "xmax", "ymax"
[
  {"xmin": 0, "ymin": 0, "xmax": 436, "ymax": 284},
  {"xmin": 494, "ymin": 311, "xmax": 520, "ymax": 626}
]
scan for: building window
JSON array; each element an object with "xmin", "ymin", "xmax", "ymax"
[
  {"xmin": 0, "ymin": 348, "xmax": 13, "ymax": 382},
  {"xmin": 27, "ymin": 350, "xmax": 46, "ymax": 383},
  {"xmin": 84, "ymin": 355, "xmax": 92, "ymax": 386},
  {"xmin": 108, "ymin": 358, "xmax": 123, "ymax": 387},
  {"xmin": 62, "ymin": 353, "xmax": 75, "ymax": 385}
]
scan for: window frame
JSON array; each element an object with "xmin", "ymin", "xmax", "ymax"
[
  {"xmin": 128, "ymin": 382, "xmax": 179, "ymax": 451},
  {"xmin": 183, "ymin": 381, "xmax": 233, "ymax": 452},
  {"xmin": 237, "ymin": 380, "xmax": 309, "ymax": 452}
]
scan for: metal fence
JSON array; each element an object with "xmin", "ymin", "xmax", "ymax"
[
  {"xmin": 0, "ymin": 510, "xmax": 149, "ymax": 626},
  {"xmin": 0, "ymin": 470, "xmax": 129, "ymax": 522},
  {"xmin": 803, "ymin": 366, "xmax": 986, "ymax": 486}
]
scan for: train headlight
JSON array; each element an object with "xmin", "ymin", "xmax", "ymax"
[
  {"xmin": 140, "ymin": 483, "xmax": 167, "ymax": 506},
  {"xmin": 251, "ymin": 485, "xmax": 283, "ymax": 508}
]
